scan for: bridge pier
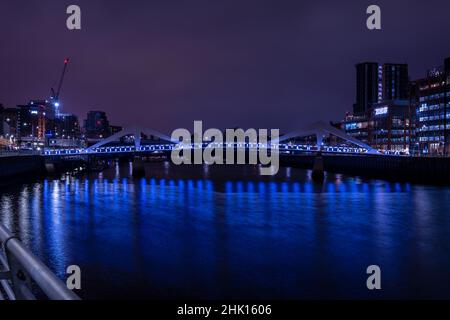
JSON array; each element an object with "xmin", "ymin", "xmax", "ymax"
[
  {"xmin": 312, "ymin": 153, "xmax": 324, "ymax": 181},
  {"xmin": 132, "ymin": 157, "xmax": 145, "ymax": 178}
]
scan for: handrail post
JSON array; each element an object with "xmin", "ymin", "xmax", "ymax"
[
  {"xmin": 0, "ymin": 224, "xmax": 80, "ymax": 300},
  {"xmin": 4, "ymin": 247, "xmax": 36, "ymax": 300}
]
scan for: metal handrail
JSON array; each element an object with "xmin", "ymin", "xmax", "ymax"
[
  {"xmin": 0, "ymin": 150, "xmax": 41, "ymax": 157},
  {"xmin": 0, "ymin": 225, "xmax": 80, "ymax": 300}
]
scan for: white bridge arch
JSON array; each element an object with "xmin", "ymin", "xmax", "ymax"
[
  {"xmin": 86, "ymin": 122, "xmax": 379, "ymax": 154},
  {"xmin": 44, "ymin": 122, "xmax": 380, "ymax": 157},
  {"xmin": 86, "ymin": 126, "xmax": 175, "ymax": 152},
  {"xmin": 278, "ymin": 121, "xmax": 379, "ymax": 154}
]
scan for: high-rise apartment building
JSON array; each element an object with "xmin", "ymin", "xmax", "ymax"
[
  {"xmin": 354, "ymin": 62, "xmax": 380, "ymax": 115},
  {"xmin": 382, "ymin": 63, "xmax": 409, "ymax": 101}
]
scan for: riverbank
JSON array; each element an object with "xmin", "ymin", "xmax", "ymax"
[
  {"xmin": 281, "ymin": 153, "xmax": 450, "ymax": 184},
  {"xmin": 2, "ymin": 152, "xmax": 450, "ymax": 186}
]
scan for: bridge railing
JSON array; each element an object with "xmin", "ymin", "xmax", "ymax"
[
  {"xmin": 0, "ymin": 150, "xmax": 41, "ymax": 158},
  {"xmin": 43, "ymin": 142, "xmax": 373, "ymax": 156},
  {"xmin": 0, "ymin": 224, "xmax": 80, "ymax": 300}
]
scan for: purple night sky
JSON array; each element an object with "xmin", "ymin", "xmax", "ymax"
[{"xmin": 1, "ymin": 0, "xmax": 450, "ymax": 133}]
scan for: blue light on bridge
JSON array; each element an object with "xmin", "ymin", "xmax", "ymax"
[{"xmin": 43, "ymin": 142, "xmax": 372, "ymax": 157}]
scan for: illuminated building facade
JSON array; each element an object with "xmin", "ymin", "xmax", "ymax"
[
  {"xmin": 342, "ymin": 114, "xmax": 372, "ymax": 145},
  {"xmin": 413, "ymin": 57, "xmax": 450, "ymax": 155},
  {"xmin": 353, "ymin": 62, "xmax": 409, "ymax": 116},
  {"xmin": 18, "ymin": 101, "xmax": 47, "ymax": 141},
  {"xmin": 370, "ymin": 100, "xmax": 413, "ymax": 152},
  {"xmin": 0, "ymin": 106, "xmax": 19, "ymax": 141},
  {"xmin": 345, "ymin": 62, "xmax": 411, "ymax": 152},
  {"xmin": 56, "ymin": 113, "xmax": 81, "ymax": 139}
]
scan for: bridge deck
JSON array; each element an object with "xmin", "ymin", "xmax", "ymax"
[{"xmin": 43, "ymin": 143, "xmax": 373, "ymax": 157}]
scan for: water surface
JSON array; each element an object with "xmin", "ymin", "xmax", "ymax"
[{"xmin": 1, "ymin": 163, "xmax": 450, "ymax": 299}]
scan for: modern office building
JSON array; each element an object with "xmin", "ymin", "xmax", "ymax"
[
  {"xmin": 341, "ymin": 114, "xmax": 372, "ymax": 145},
  {"xmin": 56, "ymin": 113, "xmax": 81, "ymax": 139},
  {"xmin": 353, "ymin": 62, "xmax": 409, "ymax": 117},
  {"xmin": 346, "ymin": 61, "xmax": 412, "ymax": 152},
  {"xmin": 370, "ymin": 100, "xmax": 413, "ymax": 152},
  {"xmin": 413, "ymin": 57, "xmax": 450, "ymax": 155},
  {"xmin": 84, "ymin": 111, "xmax": 110, "ymax": 139},
  {"xmin": 45, "ymin": 113, "xmax": 82, "ymax": 148},
  {"xmin": 2, "ymin": 100, "xmax": 73, "ymax": 142},
  {"xmin": 0, "ymin": 106, "xmax": 20, "ymax": 139},
  {"xmin": 18, "ymin": 101, "xmax": 47, "ymax": 141},
  {"xmin": 9, "ymin": 99, "xmax": 60, "ymax": 139}
]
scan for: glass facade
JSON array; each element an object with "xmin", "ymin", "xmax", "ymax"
[{"xmin": 414, "ymin": 66, "xmax": 450, "ymax": 155}]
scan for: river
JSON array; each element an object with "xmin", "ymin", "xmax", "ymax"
[{"xmin": 1, "ymin": 162, "xmax": 450, "ymax": 299}]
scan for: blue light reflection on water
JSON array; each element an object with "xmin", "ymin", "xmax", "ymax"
[{"xmin": 1, "ymin": 163, "xmax": 450, "ymax": 299}]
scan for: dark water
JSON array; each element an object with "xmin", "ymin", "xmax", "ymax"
[{"xmin": 1, "ymin": 162, "xmax": 450, "ymax": 299}]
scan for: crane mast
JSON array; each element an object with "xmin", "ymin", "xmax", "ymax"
[
  {"xmin": 55, "ymin": 58, "xmax": 69, "ymax": 101},
  {"xmin": 51, "ymin": 58, "xmax": 70, "ymax": 117}
]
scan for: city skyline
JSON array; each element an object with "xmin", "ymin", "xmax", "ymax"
[
  {"xmin": 2, "ymin": 1, "xmax": 450, "ymax": 306},
  {"xmin": 2, "ymin": 54, "xmax": 450, "ymax": 156},
  {"xmin": 2, "ymin": 0, "xmax": 450, "ymax": 132}
]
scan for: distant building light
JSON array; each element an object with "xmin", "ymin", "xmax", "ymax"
[
  {"xmin": 30, "ymin": 110, "xmax": 38, "ymax": 115},
  {"xmin": 54, "ymin": 102, "xmax": 60, "ymax": 107},
  {"xmin": 375, "ymin": 106, "xmax": 388, "ymax": 116}
]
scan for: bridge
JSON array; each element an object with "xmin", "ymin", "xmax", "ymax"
[{"xmin": 43, "ymin": 122, "xmax": 380, "ymax": 157}]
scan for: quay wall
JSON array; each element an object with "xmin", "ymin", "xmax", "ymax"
[
  {"xmin": 281, "ymin": 154, "xmax": 450, "ymax": 183},
  {"xmin": 0, "ymin": 155, "xmax": 45, "ymax": 179}
]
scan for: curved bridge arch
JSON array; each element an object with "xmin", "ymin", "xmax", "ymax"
[
  {"xmin": 86, "ymin": 126, "xmax": 175, "ymax": 152},
  {"xmin": 280, "ymin": 121, "xmax": 379, "ymax": 154}
]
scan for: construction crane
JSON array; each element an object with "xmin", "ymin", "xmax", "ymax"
[{"xmin": 50, "ymin": 58, "xmax": 70, "ymax": 114}]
